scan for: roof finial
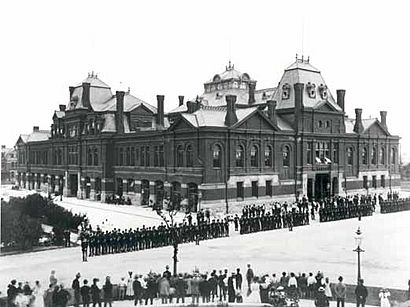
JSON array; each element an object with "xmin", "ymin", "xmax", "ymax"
[
  {"xmin": 127, "ymin": 87, "xmax": 130, "ymax": 94},
  {"xmin": 301, "ymin": 55, "xmax": 304, "ymax": 62},
  {"xmin": 91, "ymin": 71, "xmax": 94, "ymax": 77},
  {"xmin": 295, "ymin": 53, "xmax": 298, "ymax": 60},
  {"xmin": 307, "ymin": 56, "xmax": 310, "ymax": 63}
]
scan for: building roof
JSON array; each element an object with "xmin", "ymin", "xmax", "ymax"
[
  {"xmin": 27, "ymin": 130, "xmax": 50, "ymax": 142},
  {"xmin": 205, "ymin": 61, "xmax": 254, "ymax": 83},
  {"xmin": 54, "ymin": 111, "xmax": 65, "ymax": 119},
  {"xmin": 75, "ymin": 72, "xmax": 111, "ymax": 88},
  {"xmin": 98, "ymin": 92, "xmax": 157, "ymax": 113},
  {"xmin": 272, "ymin": 57, "xmax": 342, "ymax": 112}
]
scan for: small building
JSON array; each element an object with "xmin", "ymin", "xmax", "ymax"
[
  {"xmin": 1, "ymin": 145, "xmax": 18, "ymax": 184},
  {"xmin": 15, "ymin": 58, "xmax": 400, "ymax": 213}
]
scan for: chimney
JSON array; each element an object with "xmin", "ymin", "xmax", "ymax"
[
  {"xmin": 380, "ymin": 111, "xmax": 387, "ymax": 129},
  {"xmin": 156, "ymin": 95, "xmax": 165, "ymax": 127},
  {"xmin": 267, "ymin": 100, "xmax": 277, "ymax": 126},
  {"xmin": 81, "ymin": 83, "xmax": 91, "ymax": 108},
  {"xmin": 69, "ymin": 86, "xmax": 75, "ymax": 100},
  {"xmin": 294, "ymin": 83, "xmax": 304, "ymax": 131},
  {"xmin": 224, "ymin": 95, "xmax": 238, "ymax": 126},
  {"xmin": 33, "ymin": 126, "xmax": 39, "ymax": 132},
  {"xmin": 353, "ymin": 108, "xmax": 364, "ymax": 133},
  {"xmin": 336, "ymin": 89, "xmax": 346, "ymax": 112},
  {"xmin": 116, "ymin": 91, "xmax": 125, "ymax": 134},
  {"xmin": 178, "ymin": 95, "xmax": 184, "ymax": 107},
  {"xmin": 186, "ymin": 101, "xmax": 197, "ymax": 113},
  {"xmin": 248, "ymin": 83, "xmax": 256, "ymax": 104},
  {"xmin": 59, "ymin": 105, "xmax": 66, "ymax": 112}
]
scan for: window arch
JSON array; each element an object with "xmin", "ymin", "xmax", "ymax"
[
  {"xmin": 380, "ymin": 147, "xmax": 386, "ymax": 165},
  {"xmin": 235, "ymin": 145, "xmax": 244, "ymax": 167},
  {"xmin": 371, "ymin": 146, "xmax": 377, "ymax": 165},
  {"xmin": 347, "ymin": 147, "xmax": 353, "ymax": 166},
  {"xmin": 177, "ymin": 145, "xmax": 184, "ymax": 167},
  {"xmin": 362, "ymin": 147, "xmax": 368, "ymax": 165},
  {"xmin": 282, "ymin": 145, "xmax": 290, "ymax": 167},
  {"xmin": 212, "ymin": 144, "xmax": 222, "ymax": 168},
  {"xmin": 250, "ymin": 145, "xmax": 259, "ymax": 167},
  {"xmin": 264, "ymin": 145, "xmax": 273, "ymax": 167},
  {"xmin": 186, "ymin": 145, "xmax": 193, "ymax": 167}
]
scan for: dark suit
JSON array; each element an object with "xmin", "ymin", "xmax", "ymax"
[
  {"xmin": 235, "ymin": 273, "xmax": 242, "ymax": 290},
  {"xmin": 227, "ymin": 276, "xmax": 235, "ymax": 303}
]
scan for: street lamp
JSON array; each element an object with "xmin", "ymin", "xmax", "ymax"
[{"xmin": 353, "ymin": 227, "xmax": 365, "ymax": 282}]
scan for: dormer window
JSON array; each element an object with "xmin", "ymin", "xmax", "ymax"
[
  {"xmin": 306, "ymin": 82, "xmax": 316, "ymax": 98},
  {"xmin": 319, "ymin": 84, "xmax": 328, "ymax": 99},
  {"xmin": 282, "ymin": 83, "xmax": 291, "ymax": 100}
]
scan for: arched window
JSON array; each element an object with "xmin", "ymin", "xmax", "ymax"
[
  {"xmin": 264, "ymin": 146, "xmax": 273, "ymax": 167},
  {"xmin": 283, "ymin": 146, "xmax": 290, "ymax": 167},
  {"xmin": 347, "ymin": 147, "xmax": 353, "ymax": 166},
  {"xmin": 235, "ymin": 145, "xmax": 244, "ymax": 167},
  {"xmin": 392, "ymin": 148, "xmax": 397, "ymax": 164},
  {"xmin": 119, "ymin": 148, "xmax": 124, "ymax": 166},
  {"xmin": 126, "ymin": 147, "xmax": 131, "ymax": 166},
  {"xmin": 212, "ymin": 144, "xmax": 222, "ymax": 168},
  {"xmin": 380, "ymin": 147, "xmax": 385, "ymax": 165},
  {"xmin": 371, "ymin": 146, "xmax": 377, "ymax": 165},
  {"xmin": 177, "ymin": 145, "xmax": 184, "ymax": 167},
  {"xmin": 362, "ymin": 147, "xmax": 368, "ymax": 165},
  {"xmin": 250, "ymin": 145, "xmax": 259, "ymax": 167},
  {"xmin": 186, "ymin": 145, "xmax": 193, "ymax": 167},
  {"xmin": 94, "ymin": 148, "xmax": 98, "ymax": 166}
]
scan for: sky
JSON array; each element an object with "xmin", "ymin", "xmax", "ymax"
[{"xmin": 1, "ymin": 0, "xmax": 409, "ymax": 161}]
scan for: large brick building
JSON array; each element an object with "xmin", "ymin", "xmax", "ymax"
[{"xmin": 15, "ymin": 57, "xmax": 400, "ymax": 213}]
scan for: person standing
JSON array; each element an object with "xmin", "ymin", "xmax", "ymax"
[
  {"xmin": 334, "ymin": 276, "xmax": 346, "ymax": 307},
  {"xmin": 32, "ymin": 281, "xmax": 44, "ymax": 307},
  {"xmin": 132, "ymin": 275, "xmax": 142, "ymax": 306},
  {"xmin": 91, "ymin": 279, "xmax": 102, "ymax": 307},
  {"xmin": 355, "ymin": 279, "xmax": 368, "ymax": 307},
  {"xmin": 7, "ymin": 280, "xmax": 18, "ymax": 307},
  {"xmin": 175, "ymin": 274, "xmax": 186, "ymax": 304},
  {"xmin": 246, "ymin": 264, "xmax": 254, "ymax": 292},
  {"xmin": 324, "ymin": 277, "xmax": 332, "ymax": 300},
  {"xmin": 49, "ymin": 271, "xmax": 58, "ymax": 288},
  {"xmin": 81, "ymin": 235, "xmax": 88, "ymax": 262},
  {"xmin": 103, "ymin": 276, "xmax": 113, "ymax": 307},
  {"xmin": 315, "ymin": 287, "xmax": 330, "ymax": 307},
  {"xmin": 80, "ymin": 280, "xmax": 91, "ymax": 307},
  {"xmin": 118, "ymin": 277, "xmax": 127, "ymax": 301},
  {"xmin": 191, "ymin": 274, "xmax": 201, "ymax": 304},
  {"xmin": 235, "ymin": 268, "xmax": 243, "ymax": 290},
  {"xmin": 43, "ymin": 284, "xmax": 54, "ymax": 307},
  {"xmin": 126, "ymin": 272, "xmax": 134, "ymax": 299},
  {"xmin": 227, "ymin": 273, "xmax": 236, "ymax": 303},
  {"xmin": 379, "ymin": 289, "xmax": 391, "ymax": 307},
  {"xmin": 159, "ymin": 276, "xmax": 170, "ymax": 304},
  {"xmin": 407, "ymin": 279, "xmax": 410, "ymax": 301},
  {"xmin": 72, "ymin": 273, "xmax": 81, "ymax": 307},
  {"xmin": 59, "ymin": 284, "xmax": 71, "ymax": 307}
]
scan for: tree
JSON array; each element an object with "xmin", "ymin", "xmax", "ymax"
[{"xmin": 155, "ymin": 197, "xmax": 189, "ymax": 276}]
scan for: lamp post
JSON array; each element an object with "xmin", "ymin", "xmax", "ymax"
[{"xmin": 353, "ymin": 227, "xmax": 365, "ymax": 282}]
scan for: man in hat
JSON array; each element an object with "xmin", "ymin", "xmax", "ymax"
[
  {"xmin": 163, "ymin": 265, "xmax": 172, "ymax": 280},
  {"xmin": 355, "ymin": 279, "xmax": 368, "ymax": 307},
  {"xmin": 334, "ymin": 276, "xmax": 346, "ymax": 307},
  {"xmin": 315, "ymin": 287, "xmax": 329, "ymax": 307},
  {"xmin": 246, "ymin": 264, "xmax": 254, "ymax": 291},
  {"xmin": 72, "ymin": 273, "xmax": 81, "ymax": 307}
]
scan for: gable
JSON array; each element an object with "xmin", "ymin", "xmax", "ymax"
[
  {"xmin": 169, "ymin": 117, "xmax": 195, "ymax": 131},
  {"xmin": 365, "ymin": 122, "xmax": 390, "ymax": 136},
  {"xmin": 130, "ymin": 104, "xmax": 155, "ymax": 115},
  {"xmin": 314, "ymin": 101, "xmax": 339, "ymax": 112},
  {"xmin": 235, "ymin": 111, "xmax": 276, "ymax": 131}
]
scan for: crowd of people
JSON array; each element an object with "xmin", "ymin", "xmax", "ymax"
[
  {"xmin": 8, "ymin": 264, "xmax": 399, "ymax": 307},
  {"xmin": 380, "ymin": 197, "xmax": 410, "ymax": 213},
  {"xmin": 79, "ymin": 218, "xmax": 229, "ymax": 262}
]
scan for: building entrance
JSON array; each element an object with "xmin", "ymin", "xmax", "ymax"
[
  {"xmin": 69, "ymin": 174, "xmax": 78, "ymax": 197},
  {"xmin": 315, "ymin": 174, "xmax": 330, "ymax": 200}
]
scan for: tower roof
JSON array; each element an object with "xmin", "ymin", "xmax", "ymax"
[
  {"xmin": 205, "ymin": 61, "xmax": 254, "ymax": 84},
  {"xmin": 76, "ymin": 72, "xmax": 111, "ymax": 88}
]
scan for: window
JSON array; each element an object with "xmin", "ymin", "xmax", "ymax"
[
  {"xmin": 235, "ymin": 145, "xmax": 244, "ymax": 167},
  {"xmin": 307, "ymin": 142, "xmax": 313, "ymax": 164},
  {"xmin": 264, "ymin": 146, "xmax": 273, "ymax": 167},
  {"xmin": 380, "ymin": 147, "xmax": 385, "ymax": 165},
  {"xmin": 250, "ymin": 145, "xmax": 259, "ymax": 167},
  {"xmin": 145, "ymin": 146, "xmax": 150, "ymax": 167},
  {"xmin": 154, "ymin": 146, "xmax": 159, "ymax": 166},
  {"xmin": 347, "ymin": 147, "xmax": 353, "ymax": 166},
  {"xmin": 159, "ymin": 145, "xmax": 164, "ymax": 167},
  {"xmin": 325, "ymin": 121, "xmax": 330, "ymax": 128},
  {"xmin": 363, "ymin": 176, "xmax": 368, "ymax": 189},
  {"xmin": 236, "ymin": 182, "xmax": 244, "ymax": 199},
  {"xmin": 332, "ymin": 143, "xmax": 339, "ymax": 163},
  {"xmin": 119, "ymin": 148, "xmax": 124, "ymax": 166},
  {"xmin": 381, "ymin": 175, "xmax": 386, "ymax": 188},
  {"xmin": 94, "ymin": 148, "xmax": 98, "ymax": 166},
  {"xmin": 131, "ymin": 147, "xmax": 135, "ymax": 166},
  {"xmin": 362, "ymin": 148, "xmax": 368, "ymax": 165},
  {"xmin": 371, "ymin": 146, "xmax": 377, "ymax": 165},
  {"xmin": 212, "ymin": 144, "xmax": 222, "ymax": 168},
  {"xmin": 392, "ymin": 148, "xmax": 397, "ymax": 164},
  {"xmin": 126, "ymin": 147, "xmax": 131, "ymax": 166},
  {"xmin": 140, "ymin": 147, "xmax": 145, "ymax": 166},
  {"xmin": 251, "ymin": 181, "xmax": 258, "ymax": 198},
  {"xmin": 283, "ymin": 146, "xmax": 290, "ymax": 167},
  {"xmin": 372, "ymin": 175, "xmax": 377, "ymax": 188},
  {"xmin": 318, "ymin": 121, "xmax": 323, "ymax": 128},
  {"xmin": 186, "ymin": 145, "xmax": 193, "ymax": 167},
  {"xmin": 177, "ymin": 146, "xmax": 184, "ymax": 167},
  {"xmin": 87, "ymin": 148, "xmax": 92, "ymax": 166},
  {"xmin": 315, "ymin": 142, "xmax": 330, "ymax": 163},
  {"xmin": 266, "ymin": 180, "xmax": 272, "ymax": 196}
]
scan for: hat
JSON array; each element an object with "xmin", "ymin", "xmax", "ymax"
[
  {"xmin": 276, "ymin": 286, "xmax": 284, "ymax": 291},
  {"xmin": 318, "ymin": 287, "xmax": 325, "ymax": 292},
  {"xmin": 76, "ymin": 273, "xmax": 81, "ymax": 278},
  {"xmin": 165, "ymin": 265, "xmax": 169, "ymax": 269}
]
